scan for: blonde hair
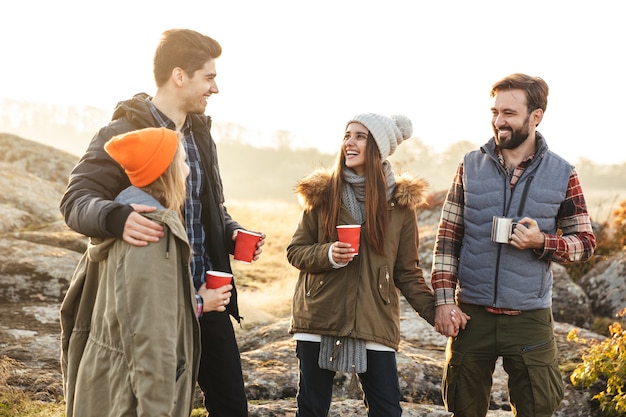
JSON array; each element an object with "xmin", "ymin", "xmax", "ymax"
[{"xmin": 142, "ymin": 141, "xmax": 187, "ymax": 220}]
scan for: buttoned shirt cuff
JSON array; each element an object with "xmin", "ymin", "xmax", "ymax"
[
  {"xmin": 434, "ymin": 288, "xmax": 457, "ymax": 306},
  {"xmin": 534, "ymin": 233, "xmax": 553, "ymax": 260},
  {"xmin": 195, "ymin": 294, "xmax": 204, "ymax": 317}
]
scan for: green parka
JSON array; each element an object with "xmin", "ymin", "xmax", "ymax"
[
  {"xmin": 60, "ymin": 189, "xmax": 200, "ymax": 417},
  {"xmin": 287, "ymin": 169, "xmax": 435, "ymax": 350}
]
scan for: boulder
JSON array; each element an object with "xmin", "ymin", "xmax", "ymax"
[
  {"xmin": 551, "ymin": 263, "xmax": 593, "ymax": 328},
  {"xmin": 578, "ymin": 251, "xmax": 626, "ymax": 319}
]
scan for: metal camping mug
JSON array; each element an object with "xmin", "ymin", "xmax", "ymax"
[{"xmin": 491, "ymin": 216, "xmax": 517, "ymax": 244}]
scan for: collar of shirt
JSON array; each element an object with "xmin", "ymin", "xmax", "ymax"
[
  {"xmin": 496, "ymin": 147, "xmax": 535, "ymax": 188},
  {"xmin": 495, "ymin": 146, "xmax": 535, "ymax": 168},
  {"xmin": 145, "ymin": 98, "xmax": 193, "ymax": 133}
]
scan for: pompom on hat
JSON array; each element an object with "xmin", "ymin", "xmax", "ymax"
[
  {"xmin": 347, "ymin": 113, "xmax": 413, "ymax": 160},
  {"xmin": 104, "ymin": 127, "xmax": 179, "ymax": 188}
]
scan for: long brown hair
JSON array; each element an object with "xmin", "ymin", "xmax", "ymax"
[
  {"xmin": 322, "ymin": 131, "xmax": 389, "ymax": 254},
  {"xmin": 142, "ymin": 143, "xmax": 187, "ymax": 220}
]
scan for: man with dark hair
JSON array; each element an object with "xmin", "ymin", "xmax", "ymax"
[
  {"xmin": 431, "ymin": 73, "xmax": 596, "ymax": 417},
  {"xmin": 61, "ymin": 28, "xmax": 263, "ymax": 416}
]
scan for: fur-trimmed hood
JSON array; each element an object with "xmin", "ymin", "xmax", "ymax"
[{"xmin": 295, "ymin": 168, "xmax": 429, "ymax": 211}]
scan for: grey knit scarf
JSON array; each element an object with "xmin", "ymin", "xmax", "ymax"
[
  {"xmin": 341, "ymin": 161, "xmax": 396, "ymax": 224},
  {"xmin": 319, "ymin": 161, "xmax": 396, "ymax": 374},
  {"xmin": 319, "ymin": 335, "xmax": 367, "ymax": 374}
]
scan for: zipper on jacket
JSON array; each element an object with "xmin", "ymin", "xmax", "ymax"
[
  {"xmin": 384, "ymin": 269, "xmax": 391, "ymax": 304},
  {"xmin": 494, "ymin": 174, "xmax": 534, "ymax": 306},
  {"xmin": 492, "ymin": 244, "xmax": 503, "ymax": 306},
  {"xmin": 503, "ymin": 170, "xmax": 513, "ymax": 214},
  {"xmin": 495, "ymin": 172, "xmax": 512, "ymax": 305},
  {"xmin": 516, "ymin": 176, "xmax": 533, "ymax": 217}
]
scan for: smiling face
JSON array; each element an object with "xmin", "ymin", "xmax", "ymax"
[
  {"xmin": 180, "ymin": 58, "xmax": 219, "ymax": 114},
  {"xmin": 343, "ymin": 122, "xmax": 369, "ymax": 176},
  {"xmin": 491, "ymin": 89, "xmax": 542, "ymax": 150}
]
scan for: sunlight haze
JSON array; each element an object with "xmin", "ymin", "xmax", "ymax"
[{"xmin": 2, "ymin": 0, "xmax": 624, "ymax": 163}]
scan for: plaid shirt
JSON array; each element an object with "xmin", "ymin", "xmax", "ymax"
[
  {"xmin": 431, "ymin": 148, "xmax": 596, "ymax": 307},
  {"xmin": 147, "ymin": 100, "xmax": 211, "ymax": 294}
]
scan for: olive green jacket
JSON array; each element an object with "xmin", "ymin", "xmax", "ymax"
[
  {"xmin": 287, "ymin": 169, "xmax": 435, "ymax": 350},
  {"xmin": 60, "ymin": 189, "xmax": 200, "ymax": 417}
]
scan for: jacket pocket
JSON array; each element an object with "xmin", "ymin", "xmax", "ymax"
[
  {"xmin": 376, "ymin": 266, "xmax": 392, "ymax": 305},
  {"xmin": 175, "ymin": 359, "xmax": 186, "ymax": 382},
  {"xmin": 304, "ymin": 272, "xmax": 329, "ymax": 299},
  {"xmin": 521, "ymin": 337, "xmax": 564, "ymax": 415}
]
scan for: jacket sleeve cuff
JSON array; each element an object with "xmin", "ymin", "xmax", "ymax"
[
  {"xmin": 106, "ymin": 204, "xmax": 135, "ymax": 240},
  {"xmin": 328, "ymin": 245, "xmax": 348, "ymax": 269}
]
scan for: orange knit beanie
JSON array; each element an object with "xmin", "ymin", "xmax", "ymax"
[{"xmin": 104, "ymin": 127, "xmax": 178, "ymax": 187}]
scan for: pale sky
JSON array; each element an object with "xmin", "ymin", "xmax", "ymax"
[{"xmin": 2, "ymin": 0, "xmax": 625, "ymax": 163}]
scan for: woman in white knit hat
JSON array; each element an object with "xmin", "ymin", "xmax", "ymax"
[{"xmin": 287, "ymin": 114, "xmax": 469, "ymax": 416}]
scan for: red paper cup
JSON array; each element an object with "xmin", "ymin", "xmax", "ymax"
[
  {"xmin": 205, "ymin": 271, "xmax": 233, "ymax": 289},
  {"xmin": 234, "ymin": 230, "xmax": 262, "ymax": 263},
  {"xmin": 336, "ymin": 225, "xmax": 361, "ymax": 255}
]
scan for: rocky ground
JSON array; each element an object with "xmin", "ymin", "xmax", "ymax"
[
  {"xmin": 0, "ymin": 289, "xmax": 606, "ymax": 417},
  {"xmin": 2, "ymin": 133, "xmax": 625, "ymax": 416}
]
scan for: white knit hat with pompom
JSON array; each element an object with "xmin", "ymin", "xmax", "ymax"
[{"xmin": 347, "ymin": 113, "xmax": 413, "ymax": 160}]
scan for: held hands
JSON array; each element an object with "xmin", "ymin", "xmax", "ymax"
[
  {"xmin": 197, "ymin": 284, "xmax": 233, "ymax": 313},
  {"xmin": 510, "ymin": 217, "xmax": 545, "ymax": 250},
  {"xmin": 122, "ymin": 204, "xmax": 165, "ymax": 246},
  {"xmin": 332, "ymin": 241, "xmax": 356, "ymax": 264},
  {"xmin": 434, "ymin": 304, "xmax": 470, "ymax": 337}
]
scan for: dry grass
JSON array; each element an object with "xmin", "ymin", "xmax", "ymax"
[
  {"xmin": 226, "ymin": 199, "xmax": 302, "ymax": 326},
  {"xmin": 0, "ymin": 357, "xmax": 64, "ymax": 417}
]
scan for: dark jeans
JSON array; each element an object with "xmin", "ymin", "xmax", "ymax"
[
  {"xmin": 197, "ymin": 311, "xmax": 248, "ymax": 416},
  {"xmin": 295, "ymin": 340, "xmax": 402, "ymax": 417}
]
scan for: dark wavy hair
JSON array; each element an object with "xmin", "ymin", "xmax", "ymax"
[
  {"xmin": 490, "ymin": 73, "xmax": 549, "ymax": 114},
  {"xmin": 153, "ymin": 29, "xmax": 222, "ymax": 87}
]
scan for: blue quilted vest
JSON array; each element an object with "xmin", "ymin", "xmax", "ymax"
[{"xmin": 457, "ymin": 134, "xmax": 572, "ymax": 310}]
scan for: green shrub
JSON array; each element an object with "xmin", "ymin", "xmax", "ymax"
[{"xmin": 569, "ymin": 308, "xmax": 626, "ymax": 416}]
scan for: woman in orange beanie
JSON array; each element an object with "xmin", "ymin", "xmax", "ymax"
[{"xmin": 61, "ymin": 127, "xmax": 231, "ymax": 417}]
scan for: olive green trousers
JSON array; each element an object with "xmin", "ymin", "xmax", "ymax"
[{"xmin": 442, "ymin": 304, "xmax": 563, "ymax": 417}]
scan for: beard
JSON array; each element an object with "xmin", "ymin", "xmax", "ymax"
[
  {"xmin": 492, "ymin": 115, "xmax": 531, "ymax": 150},
  {"xmin": 182, "ymin": 94, "xmax": 208, "ymax": 115}
]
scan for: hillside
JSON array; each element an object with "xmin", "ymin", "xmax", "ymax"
[{"xmin": 2, "ymin": 97, "xmax": 625, "ymax": 218}]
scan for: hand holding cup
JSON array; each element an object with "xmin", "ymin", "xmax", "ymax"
[
  {"xmin": 336, "ymin": 225, "xmax": 361, "ymax": 254},
  {"xmin": 234, "ymin": 229, "xmax": 264, "ymax": 263},
  {"xmin": 202, "ymin": 271, "xmax": 233, "ymax": 313},
  {"xmin": 205, "ymin": 271, "xmax": 233, "ymax": 289},
  {"xmin": 197, "ymin": 281, "xmax": 232, "ymax": 313}
]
